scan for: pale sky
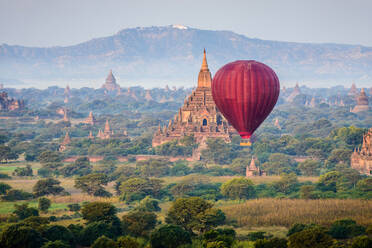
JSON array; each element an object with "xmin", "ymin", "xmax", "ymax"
[{"xmin": 0, "ymin": 0, "xmax": 372, "ymax": 47}]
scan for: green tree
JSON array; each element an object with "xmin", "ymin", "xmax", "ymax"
[
  {"xmin": 38, "ymin": 150, "xmax": 63, "ymax": 170},
  {"xmin": 357, "ymin": 178, "xmax": 372, "ymax": 192},
  {"xmin": 33, "ymin": 178, "xmax": 66, "ymax": 197},
  {"xmin": 91, "ymin": 235, "xmax": 117, "ymax": 248},
  {"xmin": 254, "ymin": 237, "xmax": 288, "ymax": 248},
  {"xmin": 117, "ymin": 236, "xmax": 140, "ymax": 248},
  {"xmin": 122, "ymin": 210, "xmax": 157, "ymax": 237},
  {"xmin": 202, "ymin": 228, "xmax": 236, "ymax": 248},
  {"xmin": 221, "ymin": 177, "xmax": 256, "ymax": 200},
  {"xmin": 262, "ymin": 153, "xmax": 296, "ymax": 175},
  {"xmin": 0, "ymin": 182, "xmax": 11, "ymax": 195},
  {"xmin": 351, "ymin": 236, "xmax": 372, "ymax": 248},
  {"xmin": 201, "ymin": 138, "xmax": 236, "ymax": 164},
  {"xmin": 67, "ymin": 203, "xmax": 81, "ymax": 212},
  {"xmin": 41, "ymin": 240, "xmax": 70, "ymax": 248},
  {"xmin": 79, "ymin": 222, "xmax": 117, "ymax": 246},
  {"xmin": 150, "ymin": 224, "xmax": 192, "ymax": 248},
  {"xmin": 273, "ymin": 173, "xmax": 299, "ymax": 194},
  {"xmin": 166, "ymin": 197, "xmax": 225, "ymax": 233},
  {"xmin": 2, "ymin": 189, "xmax": 33, "ymax": 201},
  {"xmin": 0, "ymin": 223, "xmax": 44, "ymax": 248},
  {"xmin": 81, "ymin": 202, "xmax": 118, "ymax": 223},
  {"xmin": 38, "ymin": 197, "xmax": 51, "ymax": 213},
  {"xmin": 328, "ymin": 219, "xmax": 365, "ymax": 239},
  {"xmin": 75, "ymin": 173, "xmax": 112, "ymax": 197},
  {"xmin": 13, "ymin": 203, "xmax": 39, "ymax": 220},
  {"xmin": 300, "ymin": 185, "xmax": 319, "ymax": 199},
  {"xmin": 13, "ymin": 164, "xmax": 33, "ymax": 176},
  {"xmin": 298, "ymin": 160, "xmax": 320, "ymax": 176},
  {"xmin": 288, "ymin": 227, "xmax": 333, "ymax": 248},
  {"xmin": 0, "ymin": 145, "xmax": 18, "ymax": 162},
  {"xmin": 119, "ymin": 177, "xmax": 162, "ymax": 202},
  {"xmin": 42, "ymin": 225, "xmax": 74, "ymax": 246},
  {"xmin": 60, "ymin": 156, "xmax": 92, "ymax": 177},
  {"xmin": 136, "ymin": 159, "xmax": 171, "ymax": 177},
  {"xmin": 317, "ymin": 171, "xmax": 342, "ymax": 192},
  {"xmin": 136, "ymin": 196, "xmax": 161, "ymax": 212}
]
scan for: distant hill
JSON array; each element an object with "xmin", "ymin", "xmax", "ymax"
[{"xmin": 1, "ymin": 25, "xmax": 372, "ymax": 87}]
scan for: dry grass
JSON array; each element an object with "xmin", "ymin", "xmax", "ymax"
[
  {"xmin": 161, "ymin": 175, "xmax": 318, "ymax": 185},
  {"xmin": 220, "ymin": 199, "xmax": 372, "ymax": 227}
]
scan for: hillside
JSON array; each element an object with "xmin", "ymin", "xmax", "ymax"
[{"xmin": 1, "ymin": 25, "xmax": 372, "ymax": 87}]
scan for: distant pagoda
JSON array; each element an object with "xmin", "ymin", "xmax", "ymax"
[
  {"xmin": 83, "ymin": 111, "xmax": 96, "ymax": 125},
  {"xmin": 350, "ymin": 88, "xmax": 369, "ymax": 113},
  {"xmin": 101, "ymin": 70, "xmax": 121, "ymax": 91},
  {"xmin": 63, "ymin": 108, "xmax": 70, "ymax": 122},
  {"xmin": 348, "ymin": 83, "xmax": 359, "ymax": 97},
  {"xmin": 246, "ymin": 157, "xmax": 265, "ymax": 177},
  {"xmin": 351, "ymin": 128, "xmax": 372, "ymax": 175},
  {"xmin": 286, "ymin": 83, "xmax": 301, "ymax": 102},
  {"xmin": 0, "ymin": 92, "xmax": 25, "ymax": 111},
  {"xmin": 152, "ymin": 49, "xmax": 234, "ymax": 148},
  {"xmin": 59, "ymin": 132, "xmax": 71, "ymax": 152}
]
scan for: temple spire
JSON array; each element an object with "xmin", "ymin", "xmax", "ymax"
[{"xmin": 197, "ymin": 49, "xmax": 212, "ymax": 88}]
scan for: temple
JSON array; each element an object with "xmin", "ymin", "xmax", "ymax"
[
  {"xmin": 348, "ymin": 83, "xmax": 359, "ymax": 97},
  {"xmin": 59, "ymin": 132, "xmax": 71, "ymax": 152},
  {"xmin": 101, "ymin": 70, "xmax": 121, "ymax": 91},
  {"xmin": 0, "ymin": 92, "xmax": 25, "ymax": 111},
  {"xmin": 83, "ymin": 111, "xmax": 96, "ymax": 125},
  {"xmin": 286, "ymin": 83, "xmax": 301, "ymax": 102},
  {"xmin": 350, "ymin": 88, "xmax": 369, "ymax": 113},
  {"xmin": 246, "ymin": 157, "xmax": 265, "ymax": 177},
  {"xmin": 351, "ymin": 128, "xmax": 372, "ymax": 175},
  {"xmin": 152, "ymin": 50, "xmax": 234, "ymax": 148}
]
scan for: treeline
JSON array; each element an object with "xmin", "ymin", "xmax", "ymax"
[{"xmin": 1, "ymin": 199, "xmax": 371, "ymax": 248}]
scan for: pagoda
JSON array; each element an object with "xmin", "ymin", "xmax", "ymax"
[
  {"xmin": 286, "ymin": 83, "xmax": 301, "ymax": 102},
  {"xmin": 101, "ymin": 70, "xmax": 121, "ymax": 91},
  {"xmin": 152, "ymin": 50, "xmax": 234, "ymax": 147},
  {"xmin": 350, "ymin": 88, "xmax": 369, "ymax": 113},
  {"xmin": 63, "ymin": 108, "xmax": 70, "ymax": 122},
  {"xmin": 83, "ymin": 111, "xmax": 96, "ymax": 125},
  {"xmin": 348, "ymin": 83, "xmax": 359, "ymax": 97},
  {"xmin": 246, "ymin": 157, "xmax": 265, "ymax": 177},
  {"xmin": 351, "ymin": 128, "xmax": 372, "ymax": 175},
  {"xmin": 59, "ymin": 132, "xmax": 71, "ymax": 152}
]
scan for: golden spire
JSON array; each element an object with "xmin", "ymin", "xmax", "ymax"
[
  {"xmin": 104, "ymin": 120, "xmax": 111, "ymax": 133},
  {"xmin": 201, "ymin": 48, "xmax": 208, "ymax": 70},
  {"xmin": 197, "ymin": 49, "xmax": 212, "ymax": 88}
]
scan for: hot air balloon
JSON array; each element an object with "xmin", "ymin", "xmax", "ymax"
[{"xmin": 212, "ymin": 60, "xmax": 280, "ymax": 146}]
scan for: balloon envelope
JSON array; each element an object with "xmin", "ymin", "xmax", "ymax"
[{"xmin": 212, "ymin": 60, "xmax": 280, "ymax": 139}]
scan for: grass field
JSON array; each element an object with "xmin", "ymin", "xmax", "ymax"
[{"xmin": 220, "ymin": 198, "xmax": 372, "ymax": 227}]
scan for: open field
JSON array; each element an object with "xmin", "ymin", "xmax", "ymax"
[{"xmin": 220, "ymin": 198, "xmax": 372, "ymax": 227}]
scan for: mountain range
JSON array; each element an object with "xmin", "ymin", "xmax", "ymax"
[{"xmin": 1, "ymin": 25, "xmax": 372, "ymax": 88}]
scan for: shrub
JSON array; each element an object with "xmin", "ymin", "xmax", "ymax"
[
  {"xmin": 79, "ymin": 221, "xmax": 115, "ymax": 246},
  {"xmin": 0, "ymin": 172, "xmax": 11, "ymax": 179},
  {"xmin": 351, "ymin": 236, "xmax": 372, "ymax": 248},
  {"xmin": 0, "ymin": 223, "xmax": 44, "ymax": 248},
  {"xmin": 117, "ymin": 236, "xmax": 140, "ymax": 248},
  {"xmin": 38, "ymin": 197, "xmax": 51, "ymax": 213},
  {"xmin": 254, "ymin": 237, "xmax": 288, "ymax": 248},
  {"xmin": 150, "ymin": 224, "xmax": 192, "ymax": 248},
  {"xmin": 67, "ymin": 203, "xmax": 81, "ymax": 212},
  {"xmin": 41, "ymin": 240, "xmax": 70, "ymax": 248},
  {"xmin": 91, "ymin": 235, "xmax": 117, "ymax": 248},
  {"xmin": 0, "ymin": 182, "xmax": 11, "ymax": 195},
  {"xmin": 81, "ymin": 202, "xmax": 117, "ymax": 223},
  {"xmin": 122, "ymin": 210, "xmax": 157, "ymax": 237},
  {"xmin": 328, "ymin": 219, "xmax": 365, "ymax": 239},
  {"xmin": 42, "ymin": 225, "xmax": 74, "ymax": 246},
  {"xmin": 13, "ymin": 164, "xmax": 33, "ymax": 177},
  {"xmin": 221, "ymin": 177, "xmax": 256, "ymax": 200},
  {"xmin": 13, "ymin": 203, "xmax": 39, "ymax": 220},
  {"xmin": 288, "ymin": 227, "xmax": 333, "ymax": 248},
  {"xmin": 2, "ymin": 189, "xmax": 33, "ymax": 201}
]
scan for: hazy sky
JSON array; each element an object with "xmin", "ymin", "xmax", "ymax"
[{"xmin": 1, "ymin": 0, "xmax": 372, "ymax": 47}]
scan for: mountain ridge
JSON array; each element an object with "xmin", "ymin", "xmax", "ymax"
[{"xmin": 1, "ymin": 25, "xmax": 371, "ymax": 88}]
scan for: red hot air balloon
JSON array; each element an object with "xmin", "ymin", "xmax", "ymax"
[{"xmin": 212, "ymin": 60, "xmax": 280, "ymax": 145}]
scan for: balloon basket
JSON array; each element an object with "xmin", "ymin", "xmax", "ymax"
[{"xmin": 240, "ymin": 141, "xmax": 251, "ymax": 146}]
